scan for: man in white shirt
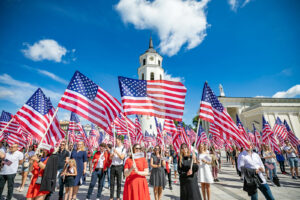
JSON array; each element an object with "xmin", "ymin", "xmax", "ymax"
[
  {"xmin": 283, "ymin": 140, "xmax": 299, "ymax": 179},
  {"xmin": 109, "ymin": 135, "xmax": 126, "ymax": 200},
  {"xmin": 0, "ymin": 143, "xmax": 24, "ymax": 200},
  {"xmin": 238, "ymin": 144, "xmax": 275, "ymax": 200}
]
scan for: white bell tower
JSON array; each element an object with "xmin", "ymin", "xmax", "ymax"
[{"xmin": 138, "ymin": 37, "xmax": 164, "ymax": 136}]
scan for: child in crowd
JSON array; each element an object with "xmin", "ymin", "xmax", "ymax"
[
  {"xmin": 276, "ymin": 150, "xmax": 287, "ymax": 174},
  {"xmin": 62, "ymin": 159, "xmax": 77, "ymax": 200}
]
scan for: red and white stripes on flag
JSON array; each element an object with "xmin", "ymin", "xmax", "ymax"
[
  {"xmin": 273, "ymin": 117, "xmax": 288, "ymax": 140},
  {"xmin": 199, "ymin": 82, "xmax": 250, "ymax": 149},
  {"xmin": 58, "ymin": 71, "xmax": 122, "ymax": 131},
  {"xmin": 15, "ymin": 88, "xmax": 61, "ymax": 144},
  {"xmin": 43, "ymin": 101, "xmax": 66, "ymax": 147},
  {"xmin": 135, "ymin": 117, "xmax": 144, "ymax": 144},
  {"xmin": 118, "ymin": 77, "xmax": 187, "ymax": 121},
  {"xmin": 163, "ymin": 119, "xmax": 178, "ymax": 135},
  {"xmin": 113, "ymin": 114, "xmax": 136, "ymax": 137},
  {"xmin": 7, "ymin": 133, "xmax": 27, "ymax": 148}
]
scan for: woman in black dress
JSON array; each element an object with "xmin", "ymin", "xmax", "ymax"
[
  {"xmin": 178, "ymin": 143, "xmax": 202, "ymax": 200},
  {"xmin": 150, "ymin": 145, "xmax": 166, "ymax": 200}
]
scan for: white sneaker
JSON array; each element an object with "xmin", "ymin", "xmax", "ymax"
[{"xmin": 96, "ymin": 198, "xmax": 100, "ymax": 200}]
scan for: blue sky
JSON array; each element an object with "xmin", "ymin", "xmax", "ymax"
[{"xmin": 0, "ymin": 0, "xmax": 299, "ymax": 125}]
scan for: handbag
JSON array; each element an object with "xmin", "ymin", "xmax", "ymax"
[
  {"xmin": 23, "ymin": 161, "xmax": 29, "ymax": 168},
  {"xmin": 36, "ymin": 176, "xmax": 42, "ymax": 184}
]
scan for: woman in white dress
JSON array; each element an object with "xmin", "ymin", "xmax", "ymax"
[{"xmin": 197, "ymin": 144, "xmax": 214, "ymax": 200}]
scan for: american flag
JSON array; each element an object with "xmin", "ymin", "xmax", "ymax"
[
  {"xmin": 15, "ymin": 88, "xmax": 61, "ymax": 143},
  {"xmin": 68, "ymin": 112, "xmax": 85, "ymax": 143},
  {"xmin": 0, "ymin": 111, "xmax": 19, "ymax": 134},
  {"xmin": 134, "ymin": 117, "xmax": 144, "ymax": 144},
  {"xmin": 273, "ymin": 117, "xmax": 288, "ymax": 141},
  {"xmin": 113, "ymin": 113, "xmax": 136, "ymax": 137},
  {"xmin": 236, "ymin": 114, "xmax": 249, "ymax": 142},
  {"xmin": 123, "ymin": 134, "xmax": 130, "ymax": 149},
  {"xmin": 185, "ymin": 126, "xmax": 196, "ymax": 144},
  {"xmin": 177, "ymin": 122, "xmax": 190, "ymax": 149},
  {"xmin": 262, "ymin": 116, "xmax": 273, "ymax": 143},
  {"xmin": 59, "ymin": 71, "xmax": 122, "ymax": 131},
  {"xmin": 155, "ymin": 117, "xmax": 164, "ymax": 146},
  {"xmin": 199, "ymin": 83, "xmax": 250, "ymax": 148},
  {"xmin": 81, "ymin": 125, "xmax": 91, "ymax": 149},
  {"xmin": 247, "ymin": 129, "xmax": 255, "ymax": 145},
  {"xmin": 7, "ymin": 132, "xmax": 27, "ymax": 148},
  {"xmin": 172, "ymin": 130, "xmax": 181, "ymax": 153},
  {"xmin": 196, "ymin": 125, "xmax": 208, "ymax": 147},
  {"xmin": 209, "ymin": 122, "xmax": 221, "ymax": 140},
  {"xmin": 89, "ymin": 124, "xmax": 100, "ymax": 148},
  {"xmin": 43, "ymin": 98, "xmax": 66, "ymax": 147},
  {"xmin": 224, "ymin": 140, "xmax": 233, "ymax": 151},
  {"xmin": 118, "ymin": 76, "xmax": 187, "ymax": 121},
  {"xmin": 69, "ymin": 112, "xmax": 81, "ymax": 132},
  {"xmin": 163, "ymin": 119, "xmax": 178, "ymax": 135},
  {"xmin": 252, "ymin": 124, "xmax": 261, "ymax": 148},
  {"xmin": 284, "ymin": 120, "xmax": 300, "ymax": 147},
  {"xmin": 269, "ymin": 133, "xmax": 281, "ymax": 153}
]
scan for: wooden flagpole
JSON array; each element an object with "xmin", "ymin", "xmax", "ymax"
[
  {"xmin": 35, "ymin": 107, "xmax": 59, "ymax": 154},
  {"xmin": 124, "ymin": 116, "xmax": 135, "ymax": 163}
]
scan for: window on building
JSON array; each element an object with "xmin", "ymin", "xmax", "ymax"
[
  {"xmin": 150, "ymin": 125, "xmax": 152, "ymax": 129},
  {"xmin": 142, "ymin": 73, "xmax": 144, "ymax": 80},
  {"xmin": 150, "ymin": 72, "xmax": 155, "ymax": 80},
  {"xmin": 143, "ymin": 59, "xmax": 146, "ymax": 65},
  {"xmin": 158, "ymin": 60, "xmax": 161, "ymax": 66},
  {"xmin": 160, "ymin": 74, "xmax": 162, "ymax": 80}
]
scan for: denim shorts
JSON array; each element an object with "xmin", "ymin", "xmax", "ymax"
[
  {"xmin": 288, "ymin": 157, "xmax": 298, "ymax": 168},
  {"xmin": 173, "ymin": 163, "xmax": 178, "ymax": 171}
]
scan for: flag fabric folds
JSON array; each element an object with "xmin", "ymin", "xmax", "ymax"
[
  {"xmin": 58, "ymin": 71, "xmax": 122, "ymax": 131},
  {"xmin": 118, "ymin": 76, "xmax": 187, "ymax": 121},
  {"xmin": 196, "ymin": 125, "xmax": 208, "ymax": 147},
  {"xmin": 0, "ymin": 111, "xmax": 19, "ymax": 134},
  {"xmin": 199, "ymin": 82, "xmax": 250, "ymax": 149},
  {"xmin": 284, "ymin": 120, "xmax": 300, "ymax": 147},
  {"xmin": 15, "ymin": 88, "xmax": 61, "ymax": 143}
]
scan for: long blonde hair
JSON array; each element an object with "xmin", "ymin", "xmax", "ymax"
[
  {"xmin": 68, "ymin": 159, "xmax": 77, "ymax": 168},
  {"xmin": 77, "ymin": 141, "xmax": 85, "ymax": 151},
  {"xmin": 179, "ymin": 143, "xmax": 190, "ymax": 168}
]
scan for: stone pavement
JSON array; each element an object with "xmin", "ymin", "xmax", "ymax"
[{"xmin": 2, "ymin": 152, "xmax": 300, "ymax": 200}]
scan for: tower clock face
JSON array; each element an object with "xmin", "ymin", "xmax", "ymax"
[{"xmin": 149, "ymin": 56, "xmax": 154, "ymax": 61}]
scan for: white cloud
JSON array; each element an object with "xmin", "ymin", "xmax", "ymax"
[
  {"xmin": 0, "ymin": 73, "xmax": 61, "ymax": 106},
  {"xmin": 228, "ymin": 0, "xmax": 252, "ymax": 11},
  {"xmin": 37, "ymin": 69, "xmax": 68, "ymax": 85},
  {"xmin": 22, "ymin": 39, "xmax": 67, "ymax": 62},
  {"xmin": 272, "ymin": 85, "xmax": 300, "ymax": 98},
  {"xmin": 163, "ymin": 71, "xmax": 184, "ymax": 82},
  {"xmin": 116, "ymin": 0, "xmax": 209, "ymax": 56}
]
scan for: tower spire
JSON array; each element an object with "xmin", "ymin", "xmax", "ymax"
[{"xmin": 149, "ymin": 36, "xmax": 153, "ymax": 49}]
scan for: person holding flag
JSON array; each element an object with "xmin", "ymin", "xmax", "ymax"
[
  {"xmin": 109, "ymin": 135, "xmax": 126, "ymax": 200},
  {"xmin": 178, "ymin": 143, "xmax": 201, "ymax": 200},
  {"xmin": 0, "ymin": 143, "xmax": 24, "ymax": 200},
  {"xmin": 123, "ymin": 144, "xmax": 150, "ymax": 200}
]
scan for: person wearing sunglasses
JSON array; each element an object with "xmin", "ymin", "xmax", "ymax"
[
  {"xmin": 178, "ymin": 143, "xmax": 202, "ymax": 200},
  {"xmin": 123, "ymin": 144, "xmax": 150, "ymax": 200}
]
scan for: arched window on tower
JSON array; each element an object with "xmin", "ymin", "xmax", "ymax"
[
  {"xmin": 158, "ymin": 60, "xmax": 161, "ymax": 66},
  {"xmin": 142, "ymin": 73, "xmax": 144, "ymax": 80},
  {"xmin": 150, "ymin": 72, "xmax": 155, "ymax": 80},
  {"xmin": 160, "ymin": 74, "xmax": 162, "ymax": 80},
  {"xmin": 143, "ymin": 59, "xmax": 146, "ymax": 65}
]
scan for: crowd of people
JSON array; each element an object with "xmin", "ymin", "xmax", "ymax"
[{"xmin": 0, "ymin": 137, "xmax": 299, "ymax": 200}]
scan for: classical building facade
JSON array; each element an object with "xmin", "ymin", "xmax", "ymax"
[
  {"xmin": 137, "ymin": 38, "xmax": 165, "ymax": 135},
  {"xmin": 215, "ymin": 88, "xmax": 300, "ymax": 139}
]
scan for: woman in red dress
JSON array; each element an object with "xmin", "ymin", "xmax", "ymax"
[
  {"xmin": 123, "ymin": 144, "xmax": 150, "ymax": 200},
  {"xmin": 26, "ymin": 148, "xmax": 50, "ymax": 200}
]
